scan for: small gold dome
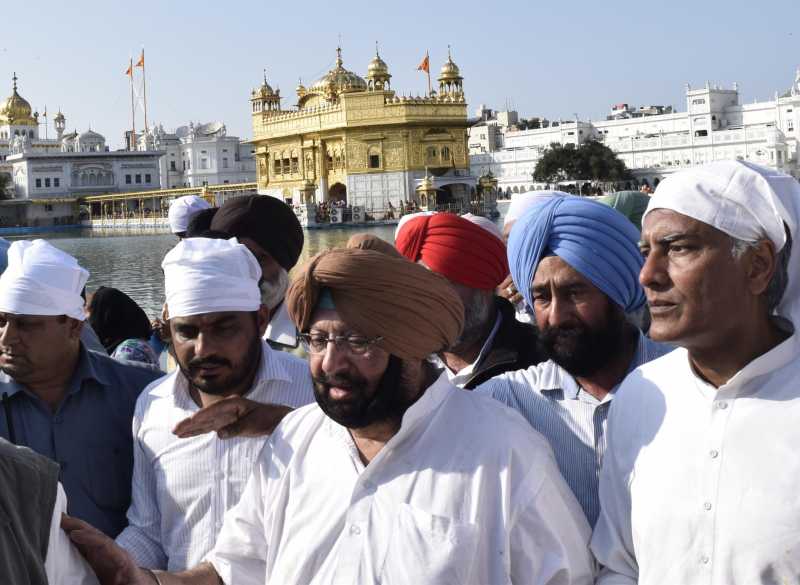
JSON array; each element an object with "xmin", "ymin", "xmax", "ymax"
[
  {"xmin": 367, "ymin": 50, "xmax": 389, "ymax": 77},
  {"xmin": 439, "ymin": 57, "xmax": 461, "ymax": 80},
  {"xmin": 0, "ymin": 74, "xmax": 37, "ymax": 127}
]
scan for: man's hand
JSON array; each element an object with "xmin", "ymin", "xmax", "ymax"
[
  {"xmin": 497, "ymin": 273, "xmax": 524, "ymax": 306},
  {"xmin": 62, "ymin": 515, "xmax": 151, "ymax": 585},
  {"xmin": 173, "ymin": 396, "xmax": 293, "ymax": 439}
]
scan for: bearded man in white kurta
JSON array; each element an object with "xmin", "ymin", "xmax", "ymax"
[
  {"xmin": 66, "ymin": 247, "xmax": 594, "ymax": 585},
  {"xmin": 591, "ymin": 161, "xmax": 800, "ymax": 585}
]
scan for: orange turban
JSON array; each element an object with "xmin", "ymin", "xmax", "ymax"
[
  {"xmin": 286, "ymin": 248, "xmax": 463, "ymax": 360},
  {"xmin": 395, "ymin": 213, "xmax": 508, "ymax": 290}
]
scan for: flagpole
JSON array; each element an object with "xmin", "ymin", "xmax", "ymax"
[
  {"xmin": 129, "ymin": 57, "xmax": 137, "ymax": 151},
  {"xmin": 140, "ymin": 49, "xmax": 149, "ymax": 135},
  {"xmin": 426, "ymin": 50, "xmax": 432, "ymax": 96}
]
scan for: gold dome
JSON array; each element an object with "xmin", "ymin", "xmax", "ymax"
[
  {"xmin": 252, "ymin": 70, "xmax": 276, "ymax": 98},
  {"xmin": 309, "ymin": 47, "xmax": 367, "ymax": 97},
  {"xmin": 0, "ymin": 73, "xmax": 37, "ymax": 127},
  {"xmin": 367, "ymin": 46, "xmax": 389, "ymax": 77},
  {"xmin": 438, "ymin": 48, "xmax": 462, "ymax": 82}
]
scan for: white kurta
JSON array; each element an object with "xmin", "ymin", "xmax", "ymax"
[
  {"xmin": 592, "ymin": 331, "xmax": 800, "ymax": 585},
  {"xmin": 46, "ymin": 484, "xmax": 99, "ymax": 585},
  {"xmin": 207, "ymin": 376, "xmax": 595, "ymax": 585},
  {"xmin": 116, "ymin": 341, "xmax": 314, "ymax": 571}
]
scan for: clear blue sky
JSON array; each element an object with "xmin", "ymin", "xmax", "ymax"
[{"xmin": 3, "ymin": 0, "xmax": 798, "ymax": 149}]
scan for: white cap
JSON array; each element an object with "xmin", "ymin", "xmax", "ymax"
[
  {"xmin": 645, "ymin": 160, "xmax": 800, "ymax": 324},
  {"xmin": 168, "ymin": 195, "xmax": 211, "ymax": 234},
  {"xmin": 0, "ymin": 240, "xmax": 89, "ymax": 321},
  {"xmin": 460, "ymin": 212, "xmax": 503, "ymax": 241},
  {"xmin": 394, "ymin": 211, "xmax": 436, "ymax": 239},
  {"xmin": 504, "ymin": 190, "xmax": 571, "ymax": 227},
  {"xmin": 162, "ymin": 237, "xmax": 262, "ymax": 318}
]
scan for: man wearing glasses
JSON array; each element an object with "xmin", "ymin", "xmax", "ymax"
[{"xmin": 66, "ymin": 247, "xmax": 594, "ymax": 585}]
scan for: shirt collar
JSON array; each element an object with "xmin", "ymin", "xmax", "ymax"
[
  {"xmin": 429, "ymin": 312, "xmax": 503, "ymax": 382},
  {"xmin": 265, "ymin": 302, "xmax": 298, "ymax": 347}
]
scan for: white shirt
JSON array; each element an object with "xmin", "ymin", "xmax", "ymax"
[
  {"xmin": 207, "ymin": 376, "xmax": 595, "ymax": 585},
  {"xmin": 264, "ymin": 302, "xmax": 298, "ymax": 348},
  {"xmin": 47, "ymin": 484, "xmax": 99, "ymax": 585},
  {"xmin": 592, "ymin": 330, "xmax": 800, "ymax": 585},
  {"xmin": 429, "ymin": 312, "xmax": 502, "ymax": 387},
  {"xmin": 115, "ymin": 341, "xmax": 314, "ymax": 571}
]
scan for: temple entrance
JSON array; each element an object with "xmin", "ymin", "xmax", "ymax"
[
  {"xmin": 329, "ymin": 182, "xmax": 347, "ymax": 203},
  {"xmin": 436, "ymin": 184, "xmax": 457, "ymax": 205}
]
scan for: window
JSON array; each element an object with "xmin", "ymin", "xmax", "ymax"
[
  {"xmin": 291, "ymin": 155, "xmax": 299, "ymax": 174},
  {"xmin": 273, "ymin": 158, "xmax": 281, "ymax": 174},
  {"xmin": 369, "ymin": 154, "xmax": 381, "ymax": 169},
  {"xmin": 200, "ymin": 158, "xmax": 208, "ymax": 170},
  {"xmin": 223, "ymin": 180, "xmax": 229, "ymax": 184},
  {"xmin": 182, "ymin": 161, "xmax": 186, "ymax": 171},
  {"xmin": 44, "ymin": 204, "xmax": 53, "ymax": 212},
  {"xmin": 45, "ymin": 178, "xmax": 51, "ymax": 188},
  {"xmin": 35, "ymin": 178, "xmax": 41, "ymax": 188},
  {"xmin": 222, "ymin": 149, "xmax": 228, "ymax": 153},
  {"xmin": 145, "ymin": 174, "xmax": 152, "ymax": 183},
  {"xmin": 187, "ymin": 160, "xmax": 191, "ymax": 170},
  {"xmin": 788, "ymin": 121, "xmax": 794, "ymax": 132},
  {"xmin": 135, "ymin": 174, "xmax": 142, "ymax": 184},
  {"xmin": 170, "ymin": 160, "xmax": 176, "ymax": 171},
  {"xmin": 125, "ymin": 174, "xmax": 132, "ymax": 184},
  {"xmin": 222, "ymin": 157, "xmax": 229, "ymax": 169},
  {"xmin": 692, "ymin": 98, "xmax": 706, "ymax": 105},
  {"xmin": 441, "ymin": 146, "xmax": 451, "ymax": 161},
  {"xmin": 54, "ymin": 178, "xmax": 60, "ymax": 187},
  {"xmin": 426, "ymin": 146, "xmax": 438, "ymax": 161}
]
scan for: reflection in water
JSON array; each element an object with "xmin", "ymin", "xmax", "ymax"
[{"xmin": 15, "ymin": 226, "xmax": 398, "ymax": 318}]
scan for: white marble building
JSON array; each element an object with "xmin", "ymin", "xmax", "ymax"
[
  {"xmin": 139, "ymin": 122, "xmax": 256, "ymax": 189},
  {"xmin": 470, "ymin": 69, "xmax": 800, "ymax": 193}
]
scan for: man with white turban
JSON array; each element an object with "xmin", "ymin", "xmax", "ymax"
[
  {"xmin": 65, "ymin": 247, "xmax": 594, "ymax": 585},
  {"xmin": 112, "ymin": 237, "xmax": 314, "ymax": 571},
  {"xmin": 592, "ymin": 161, "xmax": 800, "ymax": 584},
  {"xmin": 0, "ymin": 240, "xmax": 160, "ymax": 537},
  {"xmin": 168, "ymin": 196, "xmax": 211, "ymax": 238},
  {"xmin": 476, "ymin": 197, "xmax": 671, "ymax": 526}
]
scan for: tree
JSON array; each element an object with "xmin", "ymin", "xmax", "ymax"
[{"xmin": 533, "ymin": 140, "xmax": 631, "ymax": 185}]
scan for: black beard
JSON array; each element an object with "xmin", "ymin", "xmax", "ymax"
[
  {"xmin": 312, "ymin": 355, "xmax": 416, "ymax": 428},
  {"xmin": 181, "ymin": 335, "xmax": 262, "ymax": 396},
  {"xmin": 537, "ymin": 304, "xmax": 626, "ymax": 377}
]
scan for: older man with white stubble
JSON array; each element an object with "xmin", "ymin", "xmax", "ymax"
[{"xmin": 592, "ymin": 161, "xmax": 800, "ymax": 585}]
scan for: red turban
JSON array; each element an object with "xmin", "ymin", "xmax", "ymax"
[{"xmin": 395, "ymin": 213, "xmax": 508, "ymax": 290}]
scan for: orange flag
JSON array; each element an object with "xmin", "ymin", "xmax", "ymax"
[
  {"xmin": 125, "ymin": 62, "xmax": 133, "ymax": 76},
  {"xmin": 416, "ymin": 54, "xmax": 429, "ymax": 73},
  {"xmin": 135, "ymin": 51, "xmax": 145, "ymax": 68}
]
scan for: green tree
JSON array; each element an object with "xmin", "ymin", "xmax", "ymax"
[{"xmin": 533, "ymin": 140, "xmax": 631, "ymax": 185}]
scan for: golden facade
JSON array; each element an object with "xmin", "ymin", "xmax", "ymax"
[{"xmin": 250, "ymin": 47, "xmax": 474, "ymax": 209}]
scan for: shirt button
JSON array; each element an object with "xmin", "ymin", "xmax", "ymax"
[
  {"xmin": 704, "ymin": 501, "xmax": 712, "ymax": 511},
  {"xmin": 716, "ymin": 401, "xmax": 728, "ymax": 410},
  {"xmin": 363, "ymin": 480, "xmax": 376, "ymax": 493},
  {"xmin": 701, "ymin": 555, "xmax": 710, "ymax": 565},
  {"xmin": 709, "ymin": 449, "xmax": 719, "ymax": 458},
  {"xmin": 349, "ymin": 524, "xmax": 361, "ymax": 536}
]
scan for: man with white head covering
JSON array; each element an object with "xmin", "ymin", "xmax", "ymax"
[
  {"xmin": 114, "ymin": 237, "xmax": 313, "ymax": 571},
  {"xmin": 168, "ymin": 195, "xmax": 211, "ymax": 238},
  {"xmin": 0, "ymin": 240, "xmax": 160, "ymax": 537},
  {"xmin": 476, "ymin": 197, "xmax": 671, "ymax": 526},
  {"xmin": 592, "ymin": 161, "xmax": 800, "ymax": 585}
]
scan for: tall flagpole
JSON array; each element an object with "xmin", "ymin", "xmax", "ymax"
[
  {"xmin": 426, "ymin": 50, "xmax": 432, "ymax": 96},
  {"xmin": 128, "ymin": 57, "xmax": 137, "ymax": 151},
  {"xmin": 140, "ymin": 49, "xmax": 149, "ymax": 134}
]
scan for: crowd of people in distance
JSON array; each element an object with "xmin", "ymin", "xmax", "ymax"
[{"xmin": 0, "ymin": 159, "xmax": 798, "ymax": 585}]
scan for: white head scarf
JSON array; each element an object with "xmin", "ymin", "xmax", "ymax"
[
  {"xmin": 504, "ymin": 190, "xmax": 571, "ymax": 227},
  {"xmin": 0, "ymin": 240, "xmax": 89, "ymax": 321},
  {"xmin": 394, "ymin": 211, "xmax": 436, "ymax": 239},
  {"xmin": 644, "ymin": 160, "xmax": 800, "ymax": 325},
  {"xmin": 168, "ymin": 195, "xmax": 211, "ymax": 234},
  {"xmin": 460, "ymin": 212, "xmax": 504, "ymax": 241},
  {"xmin": 162, "ymin": 237, "xmax": 262, "ymax": 318}
]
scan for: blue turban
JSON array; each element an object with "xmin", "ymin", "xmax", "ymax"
[{"xmin": 507, "ymin": 197, "xmax": 646, "ymax": 313}]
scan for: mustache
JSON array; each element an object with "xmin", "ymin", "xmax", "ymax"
[
  {"xmin": 312, "ymin": 372, "xmax": 366, "ymax": 390},
  {"xmin": 187, "ymin": 356, "xmax": 232, "ymax": 370}
]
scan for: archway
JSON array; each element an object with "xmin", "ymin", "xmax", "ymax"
[
  {"xmin": 436, "ymin": 185, "xmax": 457, "ymax": 205},
  {"xmin": 329, "ymin": 182, "xmax": 347, "ymax": 203}
]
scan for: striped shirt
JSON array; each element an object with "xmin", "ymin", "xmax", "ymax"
[
  {"xmin": 115, "ymin": 340, "xmax": 314, "ymax": 571},
  {"xmin": 474, "ymin": 332, "xmax": 672, "ymax": 527}
]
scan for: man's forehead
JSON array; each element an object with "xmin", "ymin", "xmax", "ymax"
[
  {"xmin": 170, "ymin": 311, "xmax": 246, "ymax": 326},
  {"xmin": 641, "ymin": 209, "xmax": 722, "ymax": 242},
  {"xmin": 532, "ymin": 255, "xmax": 595, "ymax": 289},
  {"xmin": 309, "ymin": 308, "xmax": 361, "ymax": 333}
]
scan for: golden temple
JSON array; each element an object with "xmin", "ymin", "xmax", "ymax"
[{"xmin": 250, "ymin": 46, "xmax": 477, "ymax": 212}]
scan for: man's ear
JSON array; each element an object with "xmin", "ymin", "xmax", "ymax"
[
  {"xmin": 256, "ymin": 304, "xmax": 270, "ymax": 337},
  {"xmin": 745, "ymin": 239, "xmax": 777, "ymax": 298}
]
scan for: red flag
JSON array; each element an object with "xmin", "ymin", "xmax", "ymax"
[{"xmin": 416, "ymin": 54, "xmax": 429, "ymax": 73}]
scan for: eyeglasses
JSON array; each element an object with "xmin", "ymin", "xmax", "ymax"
[{"xmin": 298, "ymin": 332, "xmax": 384, "ymax": 356}]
